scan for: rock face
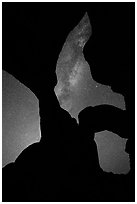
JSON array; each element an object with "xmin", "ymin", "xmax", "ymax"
[{"xmin": 54, "ymin": 12, "xmax": 125, "ymax": 122}]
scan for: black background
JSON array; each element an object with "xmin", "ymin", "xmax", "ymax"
[{"xmin": 2, "ymin": 3, "xmax": 135, "ymax": 201}]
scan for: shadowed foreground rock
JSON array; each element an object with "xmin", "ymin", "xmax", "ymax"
[{"xmin": 2, "ymin": 97, "xmax": 133, "ymax": 201}]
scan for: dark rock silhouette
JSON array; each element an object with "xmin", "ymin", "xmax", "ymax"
[
  {"xmin": 2, "ymin": 3, "xmax": 134, "ymax": 202},
  {"xmin": 2, "ymin": 86, "xmax": 133, "ymax": 201},
  {"xmin": 2, "ymin": 49, "xmax": 134, "ymax": 201}
]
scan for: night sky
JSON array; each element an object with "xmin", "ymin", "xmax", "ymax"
[
  {"xmin": 2, "ymin": 3, "xmax": 134, "ymax": 175},
  {"xmin": 2, "ymin": 70, "xmax": 41, "ymax": 167},
  {"xmin": 2, "ymin": 70, "xmax": 130, "ymax": 174}
]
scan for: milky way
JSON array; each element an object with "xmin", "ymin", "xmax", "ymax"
[{"xmin": 54, "ymin": 12, "xmax": 129, "ymax": 175}]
